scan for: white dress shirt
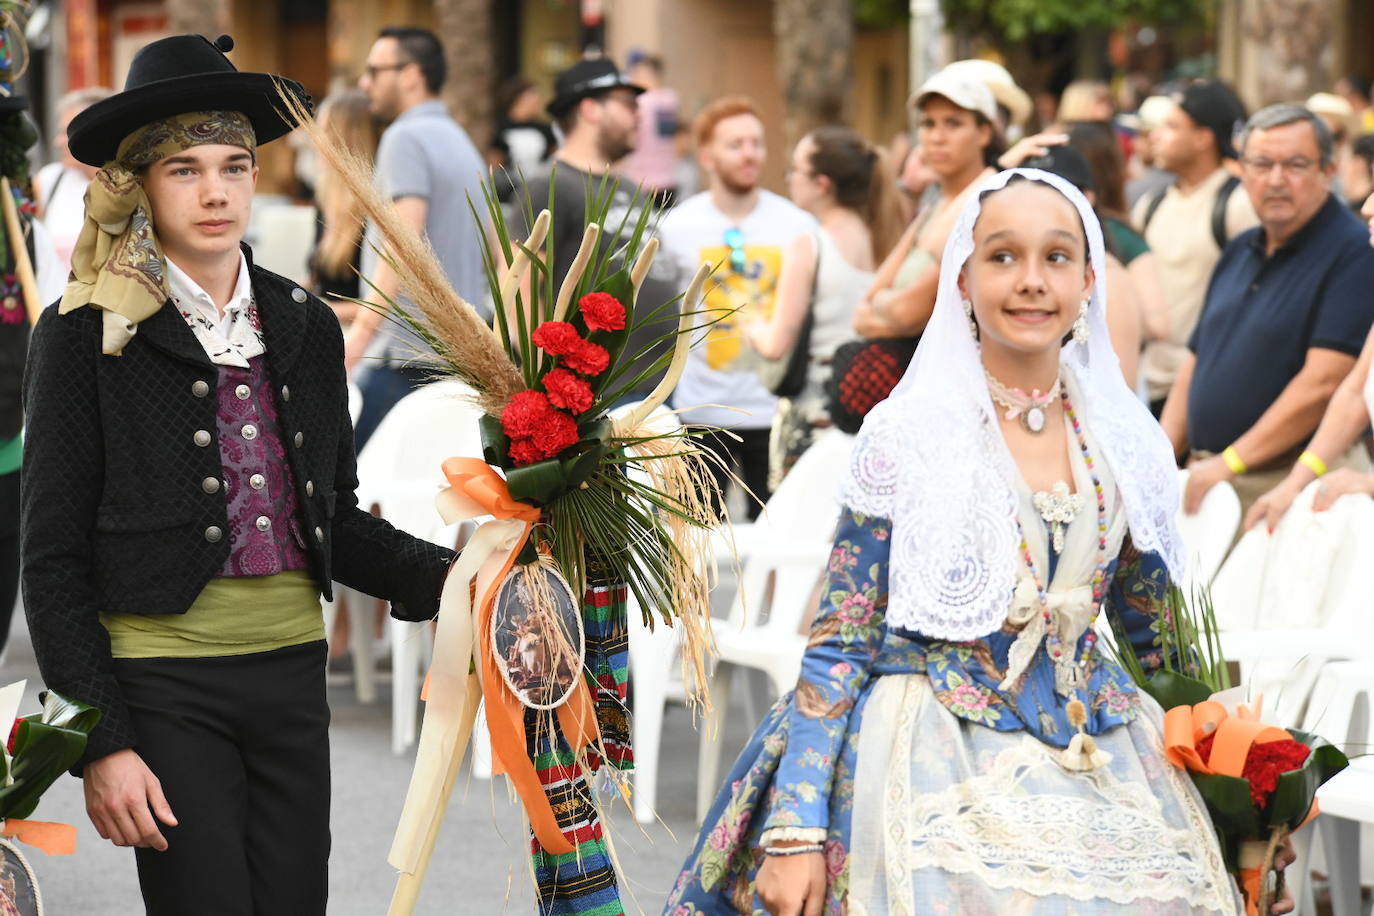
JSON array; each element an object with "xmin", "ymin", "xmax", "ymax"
[{"xmin": 166, "ymin": 253, "xmax": 264, "ymax": 368}]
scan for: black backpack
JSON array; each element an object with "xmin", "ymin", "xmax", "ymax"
[{"xmin": 1140, "ymin": 174, "xmax": 1241, "ymax": 250}]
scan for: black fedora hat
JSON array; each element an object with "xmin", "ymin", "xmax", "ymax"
[
  {"xmin": 67, "ymin": 33, "xmax": 310, "ymax": 167},
  {"xmin": 547, "ymin": 58, "xmax": 644, "ymax": 118}
]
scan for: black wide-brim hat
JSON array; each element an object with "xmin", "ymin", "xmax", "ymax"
[{"xmin": 67, "ymin": 33, "xmax": 310, "ymax": 167}]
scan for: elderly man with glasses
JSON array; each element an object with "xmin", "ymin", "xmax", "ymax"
[{"xmin": 1161, "ymin": 103, "xmax": 1374, "ymax": 521}]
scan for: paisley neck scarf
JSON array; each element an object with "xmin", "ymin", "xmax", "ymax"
[{"xmin": 58, "ymin": 110, "xmax": 256, "ymax": 355}]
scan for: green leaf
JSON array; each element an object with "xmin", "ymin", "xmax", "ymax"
[
  {"xmin": 1266, "ymin": 729, "xmax": 1349, "ymax": 827},
  {"xmin": 40, "ymin": 690, "xmax": 101, "ymax": 733},
  {"xmin": 0, "ymin": 721, "xmax": 90, "ymax": 820},
  {"xmin": 505, "ymin": 458, "xmax": 566, "ymax": 505},
  {"xmin": 479, "ymin": 414, "xmax": 511, "ymax": 467},
  {"xmin": 1142, "ymin": 671, "xmax": 1215, "ymax": 710},
  {"xmin": 1191, "ymin": 771, "xmax": 1263, "ymax": 839}
]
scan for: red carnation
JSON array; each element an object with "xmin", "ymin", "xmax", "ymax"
[
  {"xmin": 562, "ymin": 340, "xmax": 610, "ymax": 376},
  {"xmin": 543, "ymin": 368, "xmax": 594, "ymax": 414},
  {"xmin": 579, "ymin": 292, "xmax": 627, "ymax": 332},
  {"xmin": 1195, "ymin": 733, "xmax": 1312, "ymax": 810},
  {"xmin": 501, "ymin": 390, "xmax": 555, "ymax": 439},
  {"xmin": 507, "ymin": 438, "xmax": 545, "ymax": 467},
  {"xmin": 531, "ymin": 408, "xmax": 580, "ymax": 456},
  {"xmin": 531, "ymin": 321, "xmax": 584, "ymax": 356}
]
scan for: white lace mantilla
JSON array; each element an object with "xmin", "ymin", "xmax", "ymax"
[{"xmin": 839, "ymin": 168, "xmax": 1185, "ymax": 641}]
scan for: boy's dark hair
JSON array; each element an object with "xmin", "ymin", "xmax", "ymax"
[{"xmin": 379, "ymin": 26, "xmax": 447, "ymax": 95}]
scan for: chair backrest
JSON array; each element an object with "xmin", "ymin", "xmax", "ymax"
[
  {"xmin": 723, "ymin": 429, "xmax": 856, "ymax": 631},
  {"xmin": 251, "ymin": 204, "xmax": 317, "ymax": 285},
  {"xmin": 1174, "ymin": 469, "xmax": 1241, "ymax": 593},
  {"xmin": 757, "ymin": 428, "xmax": 855, "ymax": 536},
  {"xmin": 356, "ymin": 379, "xmax": 485, "ymax": 486},
  {"xmin": 1214, "ymin": 479, "xmax": 1374, "ymax": 636}
]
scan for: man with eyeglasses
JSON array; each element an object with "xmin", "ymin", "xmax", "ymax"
[
  {"xmin": 1134, "ymin": 81, "xmax": 1258, "ymax": 416},
  {"xmin": 657, "ymin": 97, "xmax": 815, "ymax": 518},
  {"xmin": 1162, "ymin": 103, "xmax": 1374, "ymax": 522},
  {"xmin": 350, "ymin": 26, "xmax": 485, "ymax": 449}
]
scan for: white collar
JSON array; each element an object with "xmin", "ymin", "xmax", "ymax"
[{"xmin": 166, "ymin": 253, "xmax": 252, "ymax": 322}]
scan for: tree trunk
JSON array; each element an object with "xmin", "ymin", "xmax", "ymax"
[
  {"xmin": 1240, "ymin": 0, "xmax": 1336, "ymax": 107},
  {"xmin": 434, "ymin": 0, "xmax": 495, "ymax": 155},
  {"xmin": 166, "ymin": 0, "xmax": 228, "ymax": 38},
  {"xmin": 773, "ymin": 0, "xmax": 855, "ymax": 150}
]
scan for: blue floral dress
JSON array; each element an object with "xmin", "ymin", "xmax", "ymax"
[{"xmin": 667, "ymin": 475, "xmax": 1241, "ymax": 913}]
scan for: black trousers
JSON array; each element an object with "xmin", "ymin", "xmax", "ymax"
[
  {"xmin": 698, "ymin": 427, "xmax": 772, "ymax": 521},
  {"xmin": 113, "ymin": 641, "xmax": 331, "ymax": 916}
]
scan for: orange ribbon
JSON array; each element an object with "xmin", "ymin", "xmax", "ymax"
[
  {"xmin": 437, "ymin": 458, "xmax": 602, "ymax": 856},
  {"xmin": 1163, "ymin": 699, "xmax": 1291, "ymax": 777},
  {"xmin": 0, "ymin": 818, "xmax": 76, "ymax": 855}
]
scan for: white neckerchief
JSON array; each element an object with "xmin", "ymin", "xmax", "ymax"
[
  {"xmin": 839, "ymin": 168, "xmax": 1183, "ymax": 641},
  {"xmin": 166, "ymin": 253, "xmax": 264, "ymax": 368}
]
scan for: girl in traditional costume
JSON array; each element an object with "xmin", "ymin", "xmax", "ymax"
[{"xmin": 667, "ymin": 169, "xmax": 1289, "ymax": 914}]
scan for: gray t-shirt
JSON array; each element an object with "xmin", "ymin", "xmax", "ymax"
[{"xmin": 368, "ymin": 99, "xmax": 488, "ymax": 363}]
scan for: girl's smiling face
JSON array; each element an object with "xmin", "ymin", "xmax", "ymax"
[{"xmin": 959, "ymin": 179, "xmax": 1095, "ymax": 358}]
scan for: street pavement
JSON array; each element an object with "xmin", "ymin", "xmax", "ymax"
[{"xmin": 2, "ymin": 611, "xmax": 755, "ymax": 915}]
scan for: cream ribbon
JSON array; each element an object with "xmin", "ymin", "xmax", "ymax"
[
  {"xmin": 387, "ymin": 497, "xmax": 522, "ymax": 876},
  {"xmin": 999, "ymin": 578, "xmax": 1096, "ymax": 695}
]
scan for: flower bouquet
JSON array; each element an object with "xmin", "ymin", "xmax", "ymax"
[
  {"xmin": 1111, "ymin": 588, "xmax": 1348, "ymax": 915},
  {"xmin": 281, "ymin": 91, "xmax": 723, "ymax": 916},
  {"xmin": 0, "ymin": 680, "xmax": 102, "ymax": 915}
]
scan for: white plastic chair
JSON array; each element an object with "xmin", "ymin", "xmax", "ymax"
[
  {"xmin": 1312, "ymin": 755, "xmax": 1374, "ymax": 916},
  {"xmin": 251, "ymin": 204, "xmax": 317, "ymax": 285},
  {"xmin": 1211, "ymin": 481, "xmax": 1374, "ymax": 727},
  {"xmin": 346, "ymin": 379, "xmax": 485, "ymax": 753},
  {"xmin": 1173, "ymin": 468, "xmax": 1241, "ymax": 594},
  {"xmin": 347, "ymin": 382, "xmax": 363, "ymax": 426},
  {"xmin": 694, "ymin": 428, "xmax": 855, "ymax": 820}
]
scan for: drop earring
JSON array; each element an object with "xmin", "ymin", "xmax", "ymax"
[
  {"xmin": 1072, "ymin": 299, "xmax": 1090, "ymax": 345},
  {"xmin": 963, "ymin": 298, "xmax": 979, "ymax": 340}
]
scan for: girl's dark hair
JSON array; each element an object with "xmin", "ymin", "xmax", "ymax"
[
  {"xmin": 1066, "ymin": 121, "xmax": 1128, "ymax": 221},
  {"xmin": 805, "ymin": 126, "xmax": 906, "ymax": 262},
  {"xmin": 976, "ymin": 111, "xmax": 1007, "ymax": 167},
  {"xmin": 497, "ymin": 76, "xmax": 536, "ymax": 118}
]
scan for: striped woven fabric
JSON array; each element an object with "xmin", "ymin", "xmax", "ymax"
[
  {"xmin": 583, "ymin": 583, "xmax": 632, "ymax": 769},
  {"xmin": 526, "ymin": 581, "xmax": 634, "ymax": 916}
]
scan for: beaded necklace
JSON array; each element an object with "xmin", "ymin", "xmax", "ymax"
[{"xmin": 1012, "ymin": 389, "xmax": 1109, "ymax": 691}]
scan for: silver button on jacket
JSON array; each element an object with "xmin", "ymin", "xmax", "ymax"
[
  {"xmin": 291, "ymin": 287, "xmax": 307, "ymax": 303},
  {"xmin": 192, "ymin": 380, "xmax": 210, "ymax": 398},
  {"xmin": 305, "ymin": 480, "xmax": 315, "ymax": 497},
  {"xmin": 235, "ymin": 384, "xmax": 251, "ymax": 400},
  {"xmin": 249, "ymin": 473, "xmax": 266, "ymax": 490},
  {"xmin": 201, "ymin": 477, "xmax": 220, "ymax": 494},
  {"xmin": 255, "ymin": 516, "xmax": 272, "ymax": 532},
  {"xmin": 281, "ymin": 385, "xmax": 291, "ymax": 402},
  {"xmin": 193, "ymin": 430, "xmax": 212, "ymax": 447},
  {"xmin": 294, "ymin": 432, "xmax": 304, "ymax": 448},
  {"xmin": 204, "ymin": 526, "xmax": 223, "ymax": 543},
  {"xmin": 242, "ymin": 424, "xmax": 258, "ymax": 440},
  {"xmin": 313, "ymin": 526, "xmax": 325, "ymax": 543}
]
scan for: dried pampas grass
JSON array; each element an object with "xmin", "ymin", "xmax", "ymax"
[{"xmin": 274, "ymin": 80, "xmax": 523, "ymax": 417}]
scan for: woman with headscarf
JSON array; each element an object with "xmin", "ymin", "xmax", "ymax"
[{"xmin": 667, "ymin": 169, "xmax": 1292, "ymax": 914}]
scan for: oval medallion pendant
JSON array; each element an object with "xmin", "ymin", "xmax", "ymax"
[
  {"xmin": 1022, "ymin": 406, "xmax": 1047, "ymax": 434},
  {"xmin": 491, "ymin": 562, "xmax": 586, "ymax": 710}
]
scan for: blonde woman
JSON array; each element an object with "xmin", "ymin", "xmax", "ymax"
[{"xmin": 309, "ymin": 89, "xmax": 380, "ymax": 321}]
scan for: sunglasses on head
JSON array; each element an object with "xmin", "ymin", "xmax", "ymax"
[{"xmin": 724, "ymin": 227, "xmax": 746, "ymax": 274}]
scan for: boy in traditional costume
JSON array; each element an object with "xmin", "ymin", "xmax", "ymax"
[{"xmin": 21, "ymin": 34, "xmax": 455, "ymax": 915}]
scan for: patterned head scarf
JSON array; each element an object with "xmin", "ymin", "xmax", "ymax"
[{"xmin": 58, "ymin": 110, "xmax": 256, "ymax": 355}]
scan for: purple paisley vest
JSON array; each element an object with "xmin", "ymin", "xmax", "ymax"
[{"xmin": 214, "ymin": 355, "xmax": 310, "ymax": 577}]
